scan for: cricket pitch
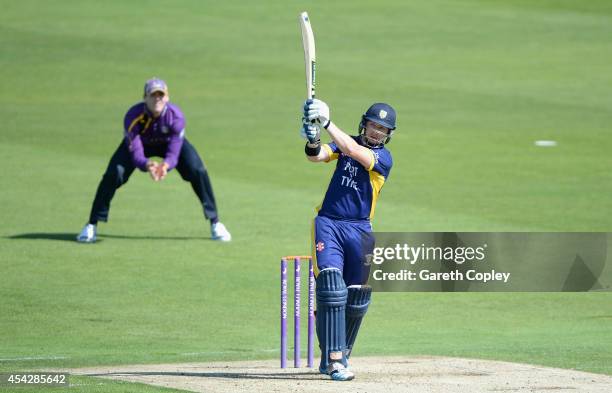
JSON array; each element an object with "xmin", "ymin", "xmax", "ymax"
[{"xmin": 66, "ymin": 356, "xmax": 612, "ymax": 393}]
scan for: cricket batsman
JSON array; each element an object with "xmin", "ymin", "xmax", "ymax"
[
  {"xmin": 77, "ymin": 78, "xmax": 231, "ymax": 242},
  {"xmin": 302, "ymin": 98, "xmax": 396, "ymax": 381}
]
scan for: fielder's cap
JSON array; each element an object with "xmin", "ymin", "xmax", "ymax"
[{"xmin": 144, "ymin": 78, "xmax": 168, "ymax": 96}]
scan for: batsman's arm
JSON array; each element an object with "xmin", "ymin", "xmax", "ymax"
[
  {"xmin": 325, "ymin": 122, "xmax": 374, "ymax": 169},
  {"xmin": 301, "ymin": 121, "xmax": 329, "ymax": 162},
  {"xmin": 305, "ymin": 142, "xmax": 330, "ymax": 162}
]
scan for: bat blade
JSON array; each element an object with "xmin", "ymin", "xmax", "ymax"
[{"xmin": 299, "ymin": 12, "xmax": 316, "ymax": 100}]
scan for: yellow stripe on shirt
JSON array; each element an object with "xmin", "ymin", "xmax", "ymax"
[
  {"xmin": 127, "ymin": 114, "xmax": 144, "ymax": 133},
  {"xmin": 369, "ymin": 170, "xmax": 386, "ymax": 220},
  {"xmin": 366, "ymin": 149, "xmax": 375, "ymax": 171},
  {"xmin": 322, "ymin": 144, "xmax": 339, "ymax": 162},
  {"xmin": 311, "ymin": 218, "xmax": 320, "ymax": 278},
  {"xmin": 141, "ymin": 117, "xmax": 152, "ymax": 134}
]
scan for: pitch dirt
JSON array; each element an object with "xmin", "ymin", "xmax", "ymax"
[{"xmin": 68, "ymin": 356, "xmax": 612, "ymax": 393}]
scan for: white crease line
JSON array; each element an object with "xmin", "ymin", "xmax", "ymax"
[
  {"xmin": 181, "ymin": 349, "xmax": 278, "ymax": 356},
  {"xmin": 0, "ymin": 349, "xmax": 280, "ymax": 362},
  {"xmin": 0, "ymin": 356, "xmax": 68, "ymax": 361}
]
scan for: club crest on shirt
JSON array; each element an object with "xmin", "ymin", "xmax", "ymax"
[
  {"xmin": 161, "ymin": 125, "xmax": 169, "ymax": 134},
  {"xmin": 316, "ymin": 241, "xmax": 325, "ymax": 252}
]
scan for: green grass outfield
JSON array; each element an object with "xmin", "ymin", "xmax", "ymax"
[{"xmin": 1, "ymin": 0, "xmax": 611, "ymax": 391}]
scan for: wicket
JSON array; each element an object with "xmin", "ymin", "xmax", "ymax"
[{"xmin": 280, "ymin": 255, "xmax": 315, "ymax": 368}]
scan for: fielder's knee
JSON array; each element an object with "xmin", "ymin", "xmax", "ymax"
[
  {"xmin": 104, "ymin": 164, "xmax": 127, "ymax": 187},
  {"xmin": 181, "ymin": 165, "xmax": 206, "ymax": 182}
]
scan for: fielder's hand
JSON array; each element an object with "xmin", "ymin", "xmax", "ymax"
[
  {"xmin": 304, "ymin": 98, "xmax": 330, "ymax": 128},
  {"xmin": 300, "ymin": 121, "xmax": 321, "ymax": 145},
  {"xmin": 155, "ymin": 162, "xmax": 169, "ymax": 181},
  {"xmin": 146, "ymin": 160, "xmax": 160, "ymax": 181}
]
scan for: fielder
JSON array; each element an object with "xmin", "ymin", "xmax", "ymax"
[
  {"xmin": 302, "ymin": 99, "xmax": 396, "ymax": 381},
  {"xmin": 77, "ymin": 78, "xmax": 231, "ymax": 242}
]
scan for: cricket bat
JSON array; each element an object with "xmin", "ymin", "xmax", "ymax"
[{"xmin": 299, "ymin": 12, "xmax": 316, "ymax": 99}]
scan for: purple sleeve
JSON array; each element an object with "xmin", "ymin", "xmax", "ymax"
[
  {"xmin": 123, "ymin": 108, "xmax": 149, "ymax": 171},
  {"xmin": 164, "ymin": 114, "xmax": 186, "ymax": 171},
  {"xmin": 125, "ymin": 133, "xmax": 148, "ymax": 171}
]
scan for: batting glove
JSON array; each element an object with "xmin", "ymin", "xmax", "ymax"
[
  {"xmin": 300, "ymin": 121, "xmax": 321, "ymax": 145},
  {"xmin": 303, "ymin": 98, "xmax": 331, "ymax": 128}
]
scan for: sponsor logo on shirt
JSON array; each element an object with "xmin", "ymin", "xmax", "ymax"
[{"xmin": 341, "ymin": 159, "xmax": 360, "ymax": 191}]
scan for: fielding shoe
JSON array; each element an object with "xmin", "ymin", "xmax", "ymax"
[
  {"xmin": 211, "ymin": 222, "xmax": 231, "ymax": 242},
  {"xmin": 325, "ymin": 362, "xmax": 355, "ymax": 381},
  {"xmin": 76, "ymin": 223, "xmax": 97, "ymax": 243}
]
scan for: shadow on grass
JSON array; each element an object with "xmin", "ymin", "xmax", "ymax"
[
  {"xmin": 8, "ymin": 233, "xmax": 80, "ymax": 242},
  {"xmin": 85, "ymin": 370, "xmax": 318, "ymax": 381},
  {"xmin": 7, "ymin": 233, "xmax": 208, "ymax": 241}
]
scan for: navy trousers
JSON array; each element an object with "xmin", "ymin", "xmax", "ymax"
[
  {"xmin": 313, "ymin": 215, "xmax": 374, "ymax": 286},
  {"xmin": 88, "ymin": 139, "xmax": 219, "ymax": 224}
]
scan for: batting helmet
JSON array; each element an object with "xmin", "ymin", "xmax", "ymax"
[{"xmin": 358, "ymin": 103, "xmax": 397, "ymax": 146}]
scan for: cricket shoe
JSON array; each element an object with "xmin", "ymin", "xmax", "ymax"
[
  {"xmin": 211, "ymin": 222, "xmax": 231, "ymax": 242},
  {"xmin": 321, "ymin": 362, "xmax": 354, "ymax": 381},
  {"xmin": 76, "ymin": 223, "xmax": 97, "ymax": 243}
]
